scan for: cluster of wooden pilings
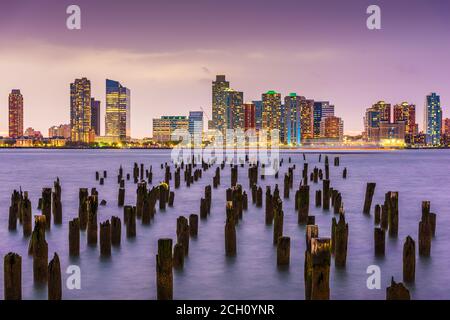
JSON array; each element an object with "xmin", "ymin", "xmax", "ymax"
[{"xmin": 4, "ymin": 151, "xmax": 438, "ymax": 300}]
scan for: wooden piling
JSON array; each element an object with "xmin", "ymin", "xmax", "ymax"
[
  {"xmin": 298, "ymin": 185, "xmax": 309, "ymax": 225},
  {"xmin": 374, "ymin": 204, "xmax": 381, "ymax": 225},
  {"xmin": 386, "ymin": 191, "xmax": 399, "ymax": 237},
  {"xmin": 374, "ymin": 227, "xmax": 385, "ymax": 256},
  {"xmin": 189, "ymin": 214, "xmax": 198, "ymax": 237},
  {"xmin": 277, "ymin": 236, "xmax": 290, "ymax": 266},
  {"xmin": 315, "ymin": 190, "xmax": 321, "ymax": 207},
  {"xmin": 418, "ymin": 217, "xmax": 431, "ymax": 257},
  {"xmin": 111, "ymin": 216, "xmax": 121, "ymax": 246},
  {"xmin": 225, "ymin": 202, "xmax": 236, "ymax": 256},
  {"xmin": 126, "ymin": 206, "xmax": 136, "ymax": 238},
  {"xmin": 176, "ymin": 216, "xmax": 190, "ymax": 256},
  {"xmin": 42, "ymin": 188, "xmax": 52, "ymax": 229},
  {"xmin": 256, "ymin": 186, "xmax": 263, "ymax": 207},
  {"xmin": 334, "ymin": 214, "xmax": 348, "ymax": 267},
  {"xmin": 403, "ymin": 236, "xmax": 415, "ymax": 283},
  {"xmin": 100, "ymin": 220, "xmax": 112, "ymax": 257},
  {"xmin": 323, "ymin": 180, "xmax": 330, "ymax": 211},
  {"xmin": 386, "ymin": 277, "xmax": 410, "ymax": 300},
  {"xmin": 30, "ymin": 217, "xmax": 48, "ymax": 283},
  {"xmin": 48, "ymin": 253, "xmax": 62, "ymax": 300},
  {"xmin": 173, "ymin": 243, "xmax": 184, "ymax": 269},
  {"xmin": 4, "ymin": 252, "xmax": 21, "ymax": 300},
  {"xmin": 363, "ymin": 183, "xmax": 376, "ymax": 214},
  {"xmin": 156, "ymin": 239, "xmax": 173, "ymax": 300},
  {"xmin": 310, "ymin": 238, "xmax": 331, "ymax": 300},
  {"xmin": 22, "ymin": 193, "xmax": 32, "ymax": 237},
  {"xmin": 273, "ymin": 197, "xmax": 284, "ymax": 245},
  {"xmin": 87, "ymin": 207, "xmax": 98, "ymax": 245},
  {"xmin": 69, "ymin": 218, "xmax": 80, "ymax": 257}
]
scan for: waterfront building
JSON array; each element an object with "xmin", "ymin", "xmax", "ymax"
[
  {"xmin": 320, "ymin": 116, "xmax": 344, "ymax": 140},
  {"xmin": 188, "ymin": 111, "xmax": 204, "ymax": 137},
  {"xmin": 300, "ymin": 99, "xmax": 314, "ymax": 141},
  {"xmin": 393, "ymin": 102, "xmax": 416, "ymax": 136},
  {"xmin": 262, "ymin": 90, "xmax": 282, "ymax": 134},
  {"xmin": 224, "ymin": 88, "xmax": 244, "ymax": 130},
  {"xmin": 252, "ymin": 100, "xmax": 263, "ymax": 131},
  {"xmin": 105, "ymin": 79, "xmax": 131, "ymax": 141},
  {"xmin": 284, "ymin": 93, "xmax": 303, "ymax": 145},
  {"xmin": 70, "ymin": 77, "xmax": 93, "ymax": 143},
  {"xmin": 424, "ymin": 93, "xmax": 442, "ymax": 146},
  {"xmin": 379, "ymin": 121, "xmax": 406, "ymax": 142},
  {"xmin": 90, "ymin": 98, "xmax": 101, "ymax": 136},
  {"xmin": 244, "ymin": 102, "xmax": 256, "ymax": 130},
  {"xmin": 212, "ymin": 75, "xmax": 230, "ymax": 134},
  {"xmin": 8, "ymin": 89, "xmax": 24, "ymax": 138},
  {"xmin": 152, "ymin": 116, "xmax": 189, "ymax": 142},
  {"xmin": 48, "ymin": 124, "xmax": 71, "ymax": 139}
]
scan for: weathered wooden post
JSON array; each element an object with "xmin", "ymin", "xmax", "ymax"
[
  {"xmin": 380, "ymin": 204, "xmax": 388, "ymax": 230},
  {"xmin": 136, "ymin": 181, "xmax": 147, "ymax": 218},
  {"xmin": 323, "ymin": 180, "xmax": 330, "ymax": 210},
  {"xmin": 265, "ymin": 189, "xmax": 273, "ymax": 225},
  {"xmin": 403, "ymin": 236, "xmax": 415, "ymax": 283},
  {"xmin": 111, "ymin": 216, "xmax": 121, "ymax": 246},
  {"xmin": 189, "ymin": 214, "xmax": 198, "ymax": 237},
  {"xmin": 225, "ymin": 202, "xmax": 236, "ymax": 256},
  {"xmin": 159, "ymin": 183, "xmax": 168, "ymax": 210},
  {"xmin": 277, "ymin": 236, "xmax": 290, "ymax": 266},
  {"xmin": 52, "ymin": 178, "xmax": 62, "ymax": 225},
  {"xmin": 126, "ymin": 206, "xmax": 136, "ymax": 238},
  {"xmin": 78, "ymin": 188, "xmax": 89, "ymax": 230},
  {"xmin": 69, "ymin": 218, "xmax": 80, "ymax": 257},
  {"xmin": 386, "ymin": 277, "xmax": 411, "ymax": 300},
  {"xmin": 30, "ymin": 216, "xmax": 48, "ymax": 283},
  {"xmin": 386, "ymin": 191, "xmax": 399, "ymax": 237},
  {"xmin": 333, "ymin": 214, "xmax": 348, "ymax": 267},
  {"xmin": 176, "ymin": 216, "xmax": 190, "ymax": 256},
  {"xmin": 374, "ymin": 204, "xmax": 381, "ymax": 225},
  {"xmin": 311, "ymin": 238, "xmax": 331, "ymax": 300},
  {"xmin": 87, "ymin": 207, "xmax": 98, "ymax": 245},
  {"xmin": 156, "ymin": 239, "xmax": 173, "ymax": 300},
  {"xmin": 4, "ymin": 252, "xmax": 21, "ymax": 300},
  {"xmin": 8, "ymin": 205, "xmax": 17, "ymax": 231},
  {"xmin": 418, "ymin": 216, "xmax": 431, "ymax": 257},
  {"xmin": 22, "ymin": 192, "xmax": 32, "ymax": 237},
  {"xmin": 118, "ymin": 187, "xmax": 125, "ymax": 207},
  {"xmin": 363, "ymin": 182, "xmax": 376, "ymax": 214},
  {"xmin": 315, "ymin": 190, "xmax": 321, "ymax": 207},
  {"xmin": 283, "ymin": 173, "xmax": 290, "ymax": 199},
  {"xmin": 173, "ymin": 243, "xmax": 184, "ymax": 269},
  {"xmin": 48, "ymin": 253, "xmax": 62, "ymax": 300},
  {"xmin": 273, "ymin": 197, "xmax": 284, "ymax": 245},
  {"xmin": 100, "ymin": 220, "xmax": 112, "ymax": 257},
  {"xmin": 298, "ymin": 185, "xmax": 309, "ymax": 225},
  {"xmin": 256, "ymin": 186, "xmax": 263, "ymax": 207},
  {"xmin": 374, "ymin": 227, "xmax": 385, "ymax": 256},
  {"xmin": 200, "ymin": 198, "xmax": 208, "ymax": 219},
  {"xmin": 342, "ymin": 168, "xmax": 347, "ymax": 179},
  {"xmin": 42, "ymin": 188, "xmax": 52, "ymax": 229}
]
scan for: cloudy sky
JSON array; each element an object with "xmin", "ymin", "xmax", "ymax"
[{"xmin": 0, "ymin": 0, "xmax": 449, "ymax": 137}]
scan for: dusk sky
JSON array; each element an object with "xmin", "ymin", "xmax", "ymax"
[{"xmin": 1, "ymin": 0, "xmax": 449, "ymax": 138}]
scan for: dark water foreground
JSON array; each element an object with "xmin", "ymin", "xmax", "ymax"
[{"xmin": 0, "ymin": 149, "xmax": 449, "ymax": 300}]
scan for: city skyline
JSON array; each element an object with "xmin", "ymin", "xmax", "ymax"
[{"xmin": 1, "ymin": 0, "xmax": 450, "ymax": 137}]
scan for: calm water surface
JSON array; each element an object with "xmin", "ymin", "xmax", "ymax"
[{"xmin": 0, "ymin": 149, "xmax": 449, "ymax": 300}]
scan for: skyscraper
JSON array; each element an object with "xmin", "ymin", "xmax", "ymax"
[
  {"xmin": 212, "ymin": 75, "xmax": 230, "ymax": 134},
  {"xmin": 300, "ymin": 99, "xmax": 314, "ymax": 141},
  {"xmin": 70, "ymin": 78, "xmax": 92, "ymax": 143},
  {"xmin": 244, "ymin": 102, "xmax": 256, "ymax": 130},
  {"xmin": 252, "ymin": 100, "xmax": 263, "ymax": 131},
  {"xmin": 189, "ymin": 111, "xmax": 204, "ymax": 136},
  {"xmin": 8, "ymin": 89, "xmax": 24, "ymax": 138},
  {"xmin": 224, "ymin": 88, "xmax": 244, "ymax": 130},
  {"xmin": 152, "ymin": 116, "xmax": 189, "ymax": 142},
  {"xmin": 91, "ymin": 98, "xmax": 101, "ymax": 136},
  {"xmin": 105, "ymin": 79, "xmax": 131, "ymax": 141},
  {"xmin": 313, "ymin": 102, "xmax": 323, "ymax": 138},
  {"xmin": 284, "ymin": 93, "xmax": 303, "ymax": 145},
  {"xmin": 262, "ymin": 90, "xmax": 282, "ymax": 133},
  {"xmin": 424, "ymin": 93, "xmax": 442, "ymax": 145},
  {"xmin": 393, "ymin": 102, "xmax": 416, "ymax": 136},
  {"xmin": 320, "ymin": 116, "xmax": 344, "ymax": 140}
]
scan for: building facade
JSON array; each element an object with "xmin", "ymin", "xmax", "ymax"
[
  {"xmin": 424, "ymin": 93, "xmax": 442, "ymax": 146},
  {"xmin": 244, "ymin": 102, "xmax": 256, "ymax": 130},
  {"xmin": 262, "ymin": 91, "xmax": 282, "ymax": 135},
  {"xmin": 320, "ymin": 116, "xmax": 344, "ymax": 140},
  {"xmin": 212, "ymin": 75, "xmax": 230, "ymax": 134},
  {"xmin": 224, "ymin": 88, "xmax": 244, "ymax": 130},
  {"xmin": 70, "ymin": 78, "xmax": 93, "ymax": 143},
  {"xmin": 252, "ymin": 100, "xmax": 263, "ymax": 131},
  {"xmin": 105, "ymin": 79, "xmax": 131, "ymax": 141},
  {"xmin": 188, "ymin": 111, "xmax": 204, "ymax": 137},
  {"xmin": 284, "ymin": 93, "xmax": 303, "ymax": 145},
  {"xmin": 8, "ymin": 89, "xmax": 24, "ymax": 138},
  {"xmin": 91, "ymin": 98, "xmax": 101, "ymax": 136},
  {"xmin": 300, "ymin": 99, "xmax": 314, "ymax": 141},
  {"xmin": 393, "ymin": 102, "xmax": 416, "ymax": 136},
  {"xmin": 49, "ymin": 124, "xmax": 71, "ymax": 139},
  {"xmin": 152, "ymin": 116, "xmax": 189, "ymax": 142}
]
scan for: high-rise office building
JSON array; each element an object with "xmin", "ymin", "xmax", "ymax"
[
  {"xmin": 313, "ymin": 102, "xmax": 323, "ymax": 138},
  {"xmin": 105, "ymin": 79, "xmax": 131, "ymax": 141},
  {"xmin": 300, "ymin": 99, "xmax": 314, "ymax": 140},
  {"xmin": 8, "ymin": 89, "xmax": 24, "ymax": 138},
  {"xmin": 212, "ymin": 75, "xmax": 230, "ymax": 134},
  {"xmin": 188, "ymin": 111, "xmax": 204, "ymax": 136},
  {"xmin": 321, "ymin": 104, "xmax": 335, "ymax": 118},
  {"xmin": 224, "ymin": 88, "xmax": 244, "ymax": 130},
  {"xmin": 252, "ymin": 100, "xmax": 263, "ymax": 131},
  {"xmin": 262, "ymin": 90, "xmax": 282, "ymax": 134},
  {"xmin": 320, "ymin": 116, "xmax": 344, "ymax": 140},
  {"xmin": 91, "ymin": 98, "xmax": 101, "ymax": 136},
  {"xmin": 244, "ymin": 102, "xmax": 256, "ymax": 130},
  {"xmin": 70, "ymin": 77, "xmax": 93, "ymax": 143},
  {"xmin": 393, "ymin": 102, "xmax": 416, "ymax": 136},
  {"xmin": 284, "ymin": 93, "xmax": 303, "ymax": 145},
  {"xmin": 424, "ymin": 93, "xmax": 442, "ymax": 145},
  {"xmin": 152, "ymin": 116, "xmax": 189, "ymax": 142}
]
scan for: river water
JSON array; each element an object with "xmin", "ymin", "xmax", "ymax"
[{"xmin": 0, "ymin": 149, "xmax": 449, "ymax": 300}]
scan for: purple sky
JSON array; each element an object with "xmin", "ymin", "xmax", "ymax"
[{"xmin": 0, "ymin": 0, "xmax": 449, "ymax": 137}]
